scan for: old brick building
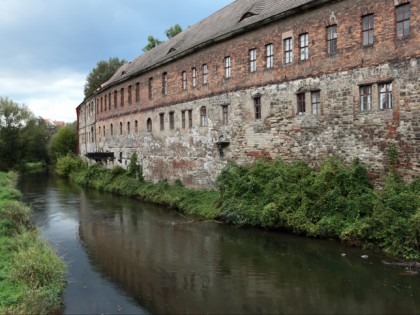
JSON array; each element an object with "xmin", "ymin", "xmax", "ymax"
[{"xmin": 77, "ymin": 0, "xmax": 419, "ymax": 188}]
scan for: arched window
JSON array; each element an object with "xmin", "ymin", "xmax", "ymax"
[
  {"xmin": 135, "ymin": 120, "xmax": 138, "ymax": 133},
  {"xmin": 147, "ymin": 118, "xmax": 152, "ymax": 132},
  {"xmin": 110, "ymin": 123, "xmax": 113, "ymax": 136},
  {"xmin": 127, "ymin": 121, "xmax": 130, "ymax": 134},
  {"xmin": 120, "ymin": 122, "xmax": 123, "ymax": 135},
  {"xmin": 200, "ymin": 106, "xmax": 207, "ymax": 127},
  {"xmin": 91, "ymin": 127, "xmax": 94, "ymax": 142}
]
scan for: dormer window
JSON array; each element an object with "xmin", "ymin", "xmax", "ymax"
[
  {"xmin": 168, "ymin": 47, "xmax": 176, "ymax": 54},
  {"xmin": 239, "ymin": 12, "xmax": 257, "ymax": 21}
]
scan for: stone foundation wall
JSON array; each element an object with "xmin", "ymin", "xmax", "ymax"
[{"xmin": 92, "ymin": 59, "xmax": 418, "ymax": 188}]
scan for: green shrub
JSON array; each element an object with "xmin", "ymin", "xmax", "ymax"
[{"xmin": 55, "ymin": 154, "xmax": 85, "ymax": 177}]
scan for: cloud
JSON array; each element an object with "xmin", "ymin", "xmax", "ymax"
[
  {"xmin": 0, "ymin": 70, "xmax": 85, "ymax": 122},
  {"xmin": 0, "ymin": 0, "xmax": 232, "ymax": 122}
]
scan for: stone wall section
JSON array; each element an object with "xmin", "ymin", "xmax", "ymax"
[{"xmin": 77, "ymin": 0, "xmax": 419, "ymax": 188}]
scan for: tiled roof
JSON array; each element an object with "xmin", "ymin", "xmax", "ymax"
[{"xmin": 102, "ymin": 0, "xmax": 319, "ymax": 89}]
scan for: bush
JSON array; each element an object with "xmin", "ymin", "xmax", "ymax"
[
  {"xmin": 55, "ymin": 154, "xmax": 86, "ymax": 177},
  {"xmin": 215, "ymin": 157, "xmax": 419, "ymax": 259}
]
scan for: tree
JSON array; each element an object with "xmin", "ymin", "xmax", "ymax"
[
  {"xmin": 83, "ymin": 57, "xmax": 126, "ymax": 99},
  {"xmin": 48, "ymin": 122, "xmax": 78, "ymax": 161},
  {"xmin": 142, "ymin": 36, "xmax": 164, "ymax": 52},
  {"xmin": 142, "ymin": 24, "xmax": 183, "ymax": 52},
  {"xmin": 0, "ymin": 97, "xmax": 33, "ymax": 170},
  {"xmin": 165, "ymin": 24, "xmax": 182, "ymax": 39},
  {"xmin": 22, "ymin": 117, "xmax": 49, "ymax": 163}
]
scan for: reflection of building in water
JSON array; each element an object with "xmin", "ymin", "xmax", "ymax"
[
  {"xmin": 77, "ymin": 191, "xmax": 419, "ymax": 314},
  {"xmin": 77, "ymin": 0, "xmax": 419, "ymax": 188}
]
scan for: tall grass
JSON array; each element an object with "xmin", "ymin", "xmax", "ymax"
[{"xmin": 0, "ymin": 172, "xmax": 66, "ymax": 315}]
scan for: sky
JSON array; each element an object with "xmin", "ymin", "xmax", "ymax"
[{"xmin": 0, "ymin": 0, "xmax": 232, "ymax": 122}]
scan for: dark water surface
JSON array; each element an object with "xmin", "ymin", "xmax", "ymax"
[{"xmin": 19, "ymin": 173, "xmax": 419, "ymax": 314}]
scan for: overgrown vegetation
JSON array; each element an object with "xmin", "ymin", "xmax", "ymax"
[
  {"xmin": 56, "ymin": 155, "xmax": 219, "ymax": 219},
  {"xmin": 216, "ymin": 158, "xmax": 419, "ymax": 259},
  {"xmin": 56, "ymin": 155, "xmax": 419, "ymax": 259},
  {"xmin": 0, "ymin": 172, "xmax": 66, "ymax": 314}
]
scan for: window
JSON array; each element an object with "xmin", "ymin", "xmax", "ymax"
[
  {"xmin": 162, "ymin": 72, "xmax": 168, "ymax": 96},
  {"xmin": 379, "ymin": 83, "xmax": 392, "ymax": 110},
  {"xmin": 120, "ymin": 88, "xmax": 124, "ymax": 107},
  {"xmin": 181, "ymin": 110, "xmax": 186, "ymax": 129},
  {"xmin": 362, "ymin": 15, "xmax": 374, "ymax": 46},
  {"xmin": 203, "ymin": 64, "xmax": 208, "ymax": 84},
  {"xmin": 99, "ymin": 126, "xmax": 101, "ymax": 139},
  {"xmin": 103, "ymin": 125, "xmax": 105, "ymax": 137},
  {"xmin": 360, "ymin": 85, "xmax": 372, "ymax": 111},
  {"xmin": 266, "ymin": 43, "xmax": 273, "ymax": 69},
  {"xmin": 114, "ymin": 91, "xmax": 117, "ymax": 109},
  {"xmin": 254, "ymin": 97, "xmax": 261, "ymax": 120},
  {"xmin": 169, "ymin": 112, "xmax": 175, "ymax": 130},
  {"xmin": 109, "ymin": 93, "xmax": 111, "ymax": 110},
  {"xmin": 110, "ymin": 123, "xmax": 113, "ymax": 136},
  {"xmin": 127, "ymin": 122, "xmax": 130, "ymax": 134},
  {"xmin": 160, "ymin": 113, "xmax": 165, "ymax": 131},
  {"xmin": 311, "ymin": 91, "xmax": 320, "ymax": 115},
  {"xmin": 200, "ymin": 107, "xmax": 207, "ymax": 127},
  {"xmin": 249, "ymin": 49, "xmax": 257, "ymax": 72},
  {"xmin": 148, "ymin": 78, "xmax": 153, "ymax": 100},
  {"xmin": 135, "ymin": 120, "xmax": 138, "ymax": 133},
  {"xmin": 297, "ymin": 93, "xmax": 306, "ymax": 114},
  {"xmin": 182, "ymin": 71, "xmax": 187, "ymax": 90},
  {"xmin": 126, "ymin": 86, "xmax": 131, "ymax": 105},
  {"xmin": 104, "ymin": 95, "xmax": 107, "ymax": 111},
  {"xmin": 224, "ymin": 56, "xmax": 231, "ymax": 78},
  {"xmin": 96, "ymin": 99, "xmax": 99, "ymax": 114},
  {"xmin": 327, "ymin": 25, "xmax": 337, "ymax": 54},
  {"xmin": 101, "ymin": 97, "xmax": 103, "ymax": 112},
  {"xmin": 300, "ymin": 33, "xmax": 309, "ymax": 60},
  {"xmin": 222, "ymin": 105, "xmax": 228, "ymax": 124},
  {"xmin": 147, "ymin": 118, "xmax": 152, "ymax": 132},
  {"xmin": 396, "ymin": 4, "xmax": 410, "ymax": 38},
  {"xmin": 284, "ymin": 37, "xmax": 293, "ymax": 64},
  {"xmin": 119, "ymin": 122, "xmax": 123, "ymax": 135},
  {"xmin": 192, "ymin": 68, "xmax": 197, "ymax": 87},
  {"xmin": 188, "ymin": 109, "xmax": 193, "ymax": 128},
  {"xmin": 135, "ymin": 82, "xmax": 140, "ymax": 102}
]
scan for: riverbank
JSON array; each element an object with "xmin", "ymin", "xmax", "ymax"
[
  {"xmin": 0, "ymin": 172, "xmax": 66, "ymax": 314},
  {"xmin": 57, "ymin": 155, "xmax": 419, "ymax": 260}
]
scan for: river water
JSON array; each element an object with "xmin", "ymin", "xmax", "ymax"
[{"xmin": 18, "ymin": 172, "xmax": 419, "ymax": 314}]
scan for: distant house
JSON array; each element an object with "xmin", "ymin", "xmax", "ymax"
[{"xmin": 76, "ymin": 0, "xmax": 419, "ymax": 188}]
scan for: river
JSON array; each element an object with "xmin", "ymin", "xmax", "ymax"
[{"xmin": 18, "ymin": 172, "xmax": 419, "ymax": 314}]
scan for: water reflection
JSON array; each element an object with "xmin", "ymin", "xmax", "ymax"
[
  {"xmin": 20, "ymin": 173, "xmax": 419, "ymax": 315},
  {"xmin": 78, "ymin": 189, "xmax": 419, "ymax": 314}
]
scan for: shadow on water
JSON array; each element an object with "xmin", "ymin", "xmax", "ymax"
[{"xmin": 19, "ymin": 173, "xmax": 419, "ymax": 315}]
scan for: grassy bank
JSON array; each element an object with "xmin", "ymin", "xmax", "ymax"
[
  {"xmin": 0, "ymin": 172, "xmax": 66, "ymax": 315},
  {"xmin": 57, "ymin": 155, "xmax": 419, "ymax": 259},
  {"xmin": 56, "ymin": 155, "xmax": 219, "ymax": 219}
]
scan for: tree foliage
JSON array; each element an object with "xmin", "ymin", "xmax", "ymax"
[
  {"xmin": 142, "ymin": 36, "xmax": 164, "ymax": 52},
  {"xmin": 48, "ymin": 122, "xmax": 77, "ymax": 161},
  {"xmin": 0, "ymin": 97, "xmax": 49, "ymax": 170},
  {"xmin": 83, "ymin": 57, "xmax": 126, "ymax": 99},
  {"xmin": 165, "ymin": 24, "xmax": 182, "ymax": 39},
  {"xmin": 142, "ymin": 24, "xmax": 183, "ymax": 52}
]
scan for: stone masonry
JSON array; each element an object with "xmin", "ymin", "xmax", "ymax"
[{"xmin": 77, "ymin": 0, "xmax": 419, "ymax": 188}]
